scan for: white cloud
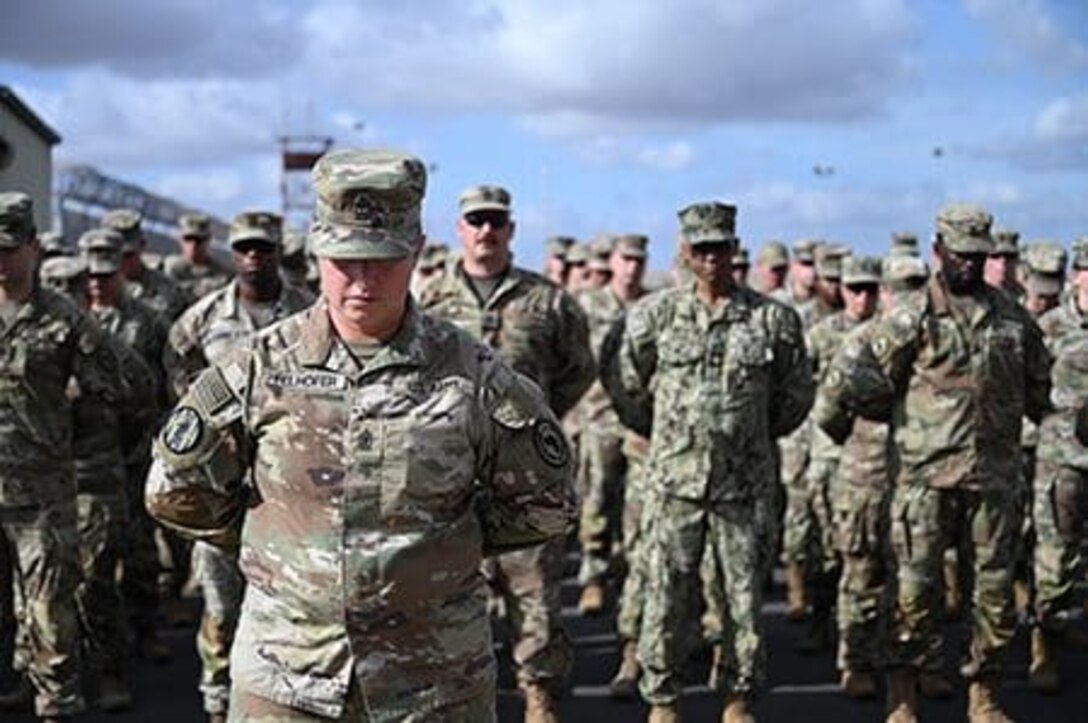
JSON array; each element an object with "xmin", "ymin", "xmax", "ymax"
[
  {"xmin": 1034, "ymin": 95, "xmax": 1088, "ymax": 142},
  {"xmin": 636, "ymin": 141, "xmax": 696, "ymax": 172},
  {"xmin": 964, "ymin": 0, "xmax": 1088, "ymax": 72},
  {"xmin": 972, "ymin": 93, "xmax": 1088, "ymax": 171}
]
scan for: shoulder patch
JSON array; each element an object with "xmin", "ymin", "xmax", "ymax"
[
  {"xmin": 533, "ymin": 419, "xmax": 570, "ymax": 468},
  {"xmin": 162, "ymin": 406, "xmax": 204, "ymax": 455}
]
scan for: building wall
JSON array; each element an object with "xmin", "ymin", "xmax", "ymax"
[{"xmin": 0, "ymin": 104, "xmax": 54, "ymax": 231}]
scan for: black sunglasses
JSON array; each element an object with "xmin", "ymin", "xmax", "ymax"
[
  {"xmin": 464, "ymin": 210, "xmax": 510, "ymax": 229},
  {"xmin": 233, "ymin": 240, "xmax": 276, "ymax": 255}
]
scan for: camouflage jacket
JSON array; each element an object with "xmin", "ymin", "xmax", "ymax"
[
  {"xmin": 826, "ymin": 276, "xmax": 1051, "ymax": 489},
  {"xmin": 1036, "ymin": 296, "xmax": 1088, "ymax": 470},
  {"xmin": 808, "ymin": 311, "xmax": 869, "ymax": 464},
  {"xmin": 146, "ymin": 301, "xmax": 576, "ymax": 719},
  {"xmin": 604, "ymin": 284, "xmax": 813, "ymax": 505},
  {"xmin": 418, "ymin": 262, "xmax": 594, "ymax": 417},
  {"xmin": 72, "ymin": 337, "xmax": 157, "ymax": 497},
  {"xmin": 0, "ymin": 288, "xmax": 124, "ymax": 506},
  {"xmin": 813, "ymin": 318, "xmax": 893, "ymax": 490},
  {"xmin": 162, "ymin": 254, "xmax": 233, "ymax": 300},
  {"xmin": 91, "ymin": 294, "xmax": 169, "ymax": 405},
  {"xmin": 164, "ymin": 279, "xmax": 314, "ymax": 399},
  {"xmin": 576, "ymin": 285, "xmax": 645, "ymax": 430},
  {"xmin": 125, "ymin": 263, "xmax": 193, "ymax": 321}
]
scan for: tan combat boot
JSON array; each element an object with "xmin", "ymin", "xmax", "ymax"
[
  {"xmin": 1028, "ymin": 628, "xmax": 1059, "ymax": 694},
  {"xmin": 785, "ymin": 562, "xmax": 807, "ymax": 621},
  {"xmin": 840, "ymin": 669, "xmax": 878, "ymax": 699},
  {"xmin": 578, "ymin": 582, "xmax": 605, "ymax": 616},
  {"xmin": 967, "ymin": 677, "xmax": 1013, "ymax": 723},
  {"xmin": 522, "ymin": 683, "xmax": 559, "ymax": 723},
  {"xmin": 721, "ymin": 694, "xmax": 755, "ymax": 723},
  {"xmin": 885, "ymin": 668, "xmax": 918, "ymax": 723},
  {"xmin": 648, "ymin": 704, "xmax": 681, "ymax": 723},
  {"xmin": 609, "ymin": 639, "xmax": 641, "ymax": 700},
  {"xmin": 918, "ymin": 669, "xmax": 954, "ymax": 699}
]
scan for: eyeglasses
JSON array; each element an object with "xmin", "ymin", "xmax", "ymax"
[
  {"xmin": 464, "ymin": 210, "xmax": 510, "ymax": 229},
  {"xmin": 844, "ymin": 283, "xmax": 880, "ymax": 295},
  {"xmin": 232, "ymin": 240, "xmax": 276, "ymax": 255}
]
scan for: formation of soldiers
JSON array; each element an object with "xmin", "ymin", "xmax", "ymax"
[{"xmin": 1, "ymin": 149, "xmax": 1087, "ymax": 723}]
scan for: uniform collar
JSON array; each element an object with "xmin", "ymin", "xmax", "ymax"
[{"xmin": 297, "ymin": 298, "xmax": 427, "ymax": 376}]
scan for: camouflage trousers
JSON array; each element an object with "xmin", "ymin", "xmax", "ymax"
[
  {"xmin": 616, "ymin": 453, "xmax": 650, "ymax": 642},
  {"xmin": 778, "ymin": 424, "xmax": 812, "ymax": 567},
  {"xmin": 576, "ymin": 425, "xmax": 627, "ymax": 586},
  {"xmin": 119, "ymin": 467, "xmax": 162, "ymax": 633},
  {"xmin": 1032, "ymin": 458, "xmax": 1088, "ymax": 627},
  {"xmin": 75, "ymin": 492, "xmax": 129, "ymax": 675},
  {"xmin": 831, "ymin": 484, "xmax": 891, "ymax": 672},
  {"xmin": 887, "ymin": 483, "xmax": 1020, "ymax": 678},
  {"xmin": 195, "ymin": 541, "xmax": 246, "ymax": 715},
  {"xmin": 0, "ymin": 502, "xmax": 86, "ymax": 717},
  {"xmin": 227, "ymin": 683, "xmax": 497, "ymax": 722},
  {"xmin": 486, "ymin": 536, "xmax": 572, "ymax": 691},
  {"xmin": 639, "ymin": 497, "xmax": 765, "ymax": 704},
  {"xmin": 805, "ymin": 460, "xmax": 843, "ymax": 619}
]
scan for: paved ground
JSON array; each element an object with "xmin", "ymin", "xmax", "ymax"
[{"xmin": 4, "ymin": 551, "xmax": 1088, "ymax": 721}]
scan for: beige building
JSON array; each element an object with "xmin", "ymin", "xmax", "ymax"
[{"xmin": 0, "ymin": 86, "xmax": 61, "ymax": 231}]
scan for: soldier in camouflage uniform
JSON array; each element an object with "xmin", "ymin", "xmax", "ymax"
[
  {"xmin": 419, "ymin": 183, "xmax": 594, "ymax": 721},
  {"xmin": 564, "ymin": 243, "xmax": 591, "ymax": 294},
  {"xmin": 77, "ymin": 227, "xmax": 176, "ymax": 664},
  {"xmin": 573, "ymin": 235, "xmax": 650, "ymax": 618},
  {"xmin": 102, "ymin": 208, "xmax": 194, "ymax": 321},
  {"xmin": 814, "ymin": 255, "xmax": 928, "ymax": 700},
  {"xmin": 163, "ymin": 213, "xmax": 233, "ymax": 300},
  {"xmin": 1027, "ymin": 242, "xmax": 1086, "ymax": 693},
  {"xmin": 146, "ymin": 148, "xmax": 576, "ymax": 722},
  {"xmin": 544, "ymin": 235, "xmax": 576, "ymax": 288},
  {"xmin": 984, "ymin": 229, "xmax": 1023, "ymax": 298},
  {"xmin": 800, "ymin": 255, "xmax": 884, "ymax": 663},
  {"xmin": 731, "ymin": 246, "xmax": 750, "ymax": 288},
  {"xmin": 820, "ymin": 203, "xmax": 1052, "ymax": 723},
  {"xmin": 164, "ymin": 211, "xmax": 313, "ymax": 722},
  {"xmin": 753, "ymin": 241, "xmax": 788, "ymax": 297},
  {"xmin": 605, "ymin": 201, "xmax": 813, "ymax": 723},
  {"xmin": 889, "ymin": 232, "xmax": 920, "ymax": 258},
  {"xmin": 0, "ymin": 192, "xmax": 127, "ymax": 721}
]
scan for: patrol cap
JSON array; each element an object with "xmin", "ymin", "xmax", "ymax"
[
  {"xmin": 587, "ymin": 234, "xmax": 616, "ymax": 271},
  {"xmin": 546, "ymin": 235, "xmax": 576, "ymax": 259},
  {"xmin": 935, "ymin": 203, "xmax": 993, "ymax": 254},
  {"xmin": 459, "ymin": 184, "xmax": 511, "ymax": 215},
  {"xmin": 614, "ymin": 234, "xmax": 649, "ymax": 259},
  {"xmin": 882, "ymin": 255, "xmax": 929, "ymax": 284},
  {"xmin": 281, "ymin": 228, "xmax": 307, "ymax": 259},
  {"xmin": 678, "ymin": 201, "xmax": 737, "ymax": 246},
  {"xmin": 1073, "ymin": 236, "xmax": 1088, "ymax": 270},
  {"xmin": 758, "ymin": 241, "xmax": 789, "ymax": 268},
  {"xmin": 78, "ymin": 228, "xmax": 125, "ymax": 275},
  {"xmin": 38, "ymin": 231, "xmax": 71, "ymax": 257},
  {"xmin": 418, "ymin": 242, "xmax": 449, "ymax": 271},
  {"xmin": 1023, "ymin": 240, "xmax": 1067, "ymax": 296},
  {"xmin": 309, "ymin": 148, "xmax": 427, "ymax": 260},
  {"xmin": 991, "ymin": 228, "xmax": 1019, "ymax": 256},
  {"xmin": 814, "ymin": 245, "xmax": 846, "ymax": 280},
  {"xmin": 230, "ymin": 210, "xmax": 282, "ymax": 247},
  {"xmin": 791, "ymin": 238, "xmax": 819, "ymax": 264},
  {"xmin": 889, "ymin": 232, "xmax": 919, "ymax": 257},
  {"xmin": 565, "ymin": 243, "xmax": 588, "ymax": 265},
  {"xmin": 842, "ymin": 255, "xmax": 882, "ymax": 285},
  {"xmin": 178, "ymin": 213, "xmax": 211, "ymax": 240},
  {"xmin": 733, "ymin": 246, "xmax": 750, "ymax": 268},
  {"xmin": 0, "ymin": 192, "xmax": 35, "ymax": 248},
  {"xmin": 39, "ymin": 255, "xmax": 87, "ymax": 284},
  {"xmin": 101, "ymin": 208, "xmax": 144, "ymax": 252}
]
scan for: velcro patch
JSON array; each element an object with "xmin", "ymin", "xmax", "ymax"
[
  {"xmin": 191, "ymin": 367, "xmax": 235, "ymax": 415},
  {"xmin": 265, "ymin": 371, "xmax": 350, "ymax": 393}
]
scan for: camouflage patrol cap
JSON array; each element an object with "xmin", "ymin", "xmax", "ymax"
[
  {"xmin": 78, "ymin": 228, "xmax": 125, "ymax": 274},
  {"xmin": 890, "ymin": 232, "xmax": 919, "ymax": 257},
  {"xmin": 814, "ymin": 245, "xmax": 845, "ymax": 280},
  {"xmin": 882, "ymin": 255, "xmax": 929, "ymax": 283},
  {"xmin": 38, "ymin": 231, "xmax": 71, "ymax": 258},
  {"xmin": 281, "ymin": 228, "xmax": 307, "ymax": 259},
  {"xmin": 991, "ymin": 228, "xmax": 1019, "ymax": 256},
  {"xmin": 1023, "ymin": 240, "xmax": 1067, "ymax": 296},
  {"xmin": 39, "ymin": 255, "xmax": 87, "ymax": 283},
  {"xmin": 842, "ymin": 255, "xmax": 882, "ymax": 285},
  {"xmin": 588, "ymin": 234, "xmax": 616, "ymax": 270},
  {"xmin": 1074, "ymin": 236, "xmax": 1088, "ymax": 270},
  {"xmin": 758, "ymin": 241, "xmax": 788, "ymax": 268},
  {"xmin": 935, "ymin": 203, "xmax": 993, "ymax": 254},
  {"xmin": 733, "ymin": 246, "xmax": 750, "ymax": 268},
  {"xmin": 309, "ymin": 148, "xmax": 427, "ymax": 260},
  {"xmin": 0, "ymin": 192, "xmax": 35, "ymax": 247},
  {"xmin": 459, "ymin": 185, "xmax": 511, "ymax": 215},
  {"xmin": 545, "ymin": 235, "xmax": 576, "ymax": 259},
  {"xmin": 678, "ymin": 201, "xmax": 737, "ymax": 246},
  {"xmin": 791, "ymin": 239, "xmax": 819, "ymax": 264},
  {"xmin": 418, "ymin": 242, "xmax": 450, "ymax": 271},
  {"xmin": 565, "ymin": 243, "xmax": 588, "ymax": 265},
  {"xmin": 101, "ymin": 208, "xmax": 144, "ymax": 252},
  {"xmin": 615, "ymin": 234, "xmax": 649, "ymax": 259},
  {"xmin": 178, "ymin": 213, "xmax": 211, "ymax": 240},
  {"xmin": 230, "ymin": 210, "xmax": 282, "ymax": 246}
]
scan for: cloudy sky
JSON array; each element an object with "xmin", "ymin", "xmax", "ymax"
[{"xmin": 2, "ymin": 0, "xmax": 1087, "ymax": 269}]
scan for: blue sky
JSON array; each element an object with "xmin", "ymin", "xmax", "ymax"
[{"xmin": 2, "ymin": 0, "xmax": 1086, "ymax": 270}]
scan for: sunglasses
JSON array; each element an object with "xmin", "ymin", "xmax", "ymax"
[
  {"xmin": 233, "ymin": 240, "xmax": 276, "ymax": 255},
  {"xmin": 844, "ymin": 283, "xmax": 880, "ymax": 294},
  {"xmin": 464, "ymin": 210, "xmax": 510, "ymax": 229}
]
